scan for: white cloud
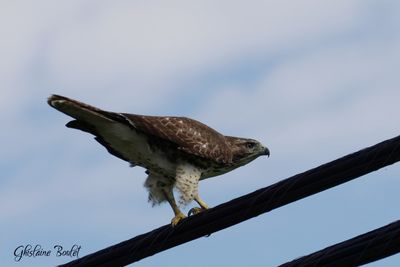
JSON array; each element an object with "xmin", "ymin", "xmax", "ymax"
[
  {"xmin": 198, "ymin": 29, "xmax": 400, "ymax": 144},
  {"xmin": 193, "ymin": 22, "xmax": 400, "ymax": 193},
  {"xmin": 34, "ymin": 0, "xmax": 366, "ymax": 109},
  {"xmin": 0, "ymin": 0, "xmax": 393, "ymax": 114}
]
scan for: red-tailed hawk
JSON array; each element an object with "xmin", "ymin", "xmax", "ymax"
[{"xmin": 48, "ymin": 95, "xmax": 270, "ymax": 226}]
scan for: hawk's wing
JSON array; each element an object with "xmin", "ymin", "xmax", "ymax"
[
  {"xmin": 48, "ymin": 95, "xmax": 233, "ymax": 164},
  {"xmin": 121, "ymin": 114, "xmax": 233, "ymax": 164},
  {"xmin": 48, "ymin": 95, "xmax": 132, "ymax": 162}
]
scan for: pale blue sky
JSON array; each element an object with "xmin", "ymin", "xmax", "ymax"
[{"xmin": 1, "ymin": 1, "xmax": 400, "ymax": 266}]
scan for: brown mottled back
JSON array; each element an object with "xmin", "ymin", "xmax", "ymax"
[{"xmin": 122, "ymin": 114, "xmax": 233, "ymax": 164}]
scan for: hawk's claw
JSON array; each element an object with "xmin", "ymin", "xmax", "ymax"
[
  {"xmin": 171, "ymin": 213, "xmax": 186, "ymax": 227},
  {"xmin": 188, "ymin": 207, "xmax": 206, "ymax": 216}
]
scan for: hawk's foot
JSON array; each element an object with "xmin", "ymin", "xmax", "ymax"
[
  {"xmin": 188, "ymin": 207, "xmax": 208, "ymax": 216},
  {"xmin": 171, "ymin": 212, "xmax": 186, "ymax": 227}
]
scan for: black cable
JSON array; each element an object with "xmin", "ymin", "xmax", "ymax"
[
  {"xmin": 59, "ymin": 135, "xmax": 400, "ymax": 267},
  {"xmin": 278, "ymin": 220, "xmax": 400, "ymax": 267}
]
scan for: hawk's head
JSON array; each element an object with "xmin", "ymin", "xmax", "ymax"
[{"xmin": 225, "ymin": 136, "xmax": 270, "ymax": 165}]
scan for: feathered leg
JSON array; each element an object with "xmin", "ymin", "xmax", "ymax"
[
  {"xmin": 174, "ymin": 163, "xmax": 210, "ymax": 217},
  {"xmin": 144, "ymin": 172, "xmax": 185, "ymax": 226},
  {"xmin": 162, "ymin": 188, "xmax": 186, "ymax": 226}
]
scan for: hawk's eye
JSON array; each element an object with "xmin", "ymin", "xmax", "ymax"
[{"xmin": 246, "ymin": 142, "xmax": 256, "ymax": 149}]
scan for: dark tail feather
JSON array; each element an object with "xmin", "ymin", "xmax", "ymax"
[{"xmin": 66, "ymin": 120, "xmax": 96, "ymax": 134}]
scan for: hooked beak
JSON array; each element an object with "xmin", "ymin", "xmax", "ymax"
[{"xmin": 262, "ymin": 147, "xmax": 270, "ymax": 157}]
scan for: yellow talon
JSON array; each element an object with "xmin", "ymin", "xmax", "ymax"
[{"xmin": 171, "ymin": 212, "xmax": 186, "ymax": 227}]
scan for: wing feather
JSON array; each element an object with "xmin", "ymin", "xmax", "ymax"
[
  {"xmin": 48, "ymin": 95, "xmax": 132, "ymax": 163},
  {"xmin": 122, "ymin": 114, "xmax": 233, "ymax": 164}
]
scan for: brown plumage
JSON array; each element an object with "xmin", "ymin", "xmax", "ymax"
[
  {"xmin": 48, "ymin": 94, "xmax": 270, "ymax": 226},
  {"xmin": 122, "ymin": 114, "xmax": 233, "ymax": 164}
]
